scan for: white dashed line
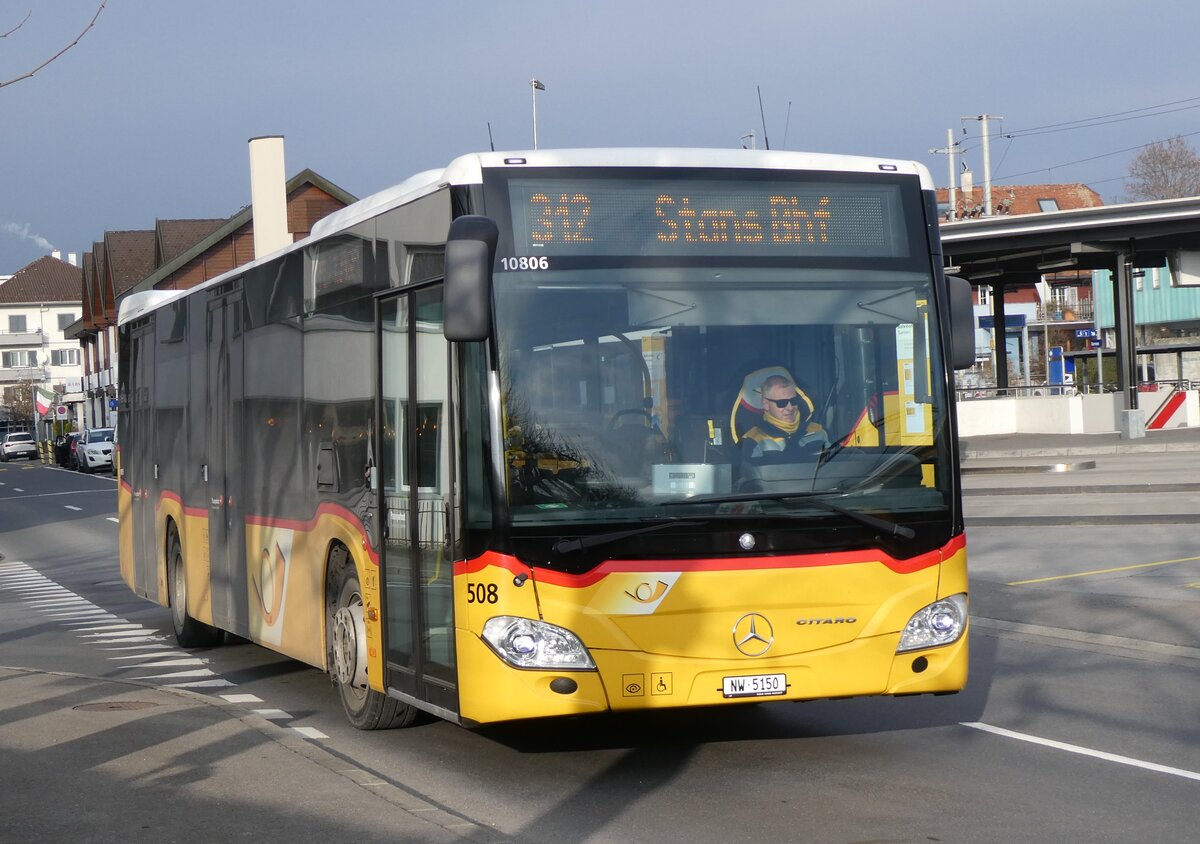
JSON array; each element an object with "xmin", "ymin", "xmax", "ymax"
[
  {"xmin": 221, "ymin": 694, "xmax": 264, "ymax": 704},
  {"xmin": 962, "ymin": 722, "xmax": 1200, "ymax": 783}
]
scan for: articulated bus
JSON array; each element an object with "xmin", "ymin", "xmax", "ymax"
[{"xmin": 117, "ymin": 148, "xmax": 976, "ymax": 729}]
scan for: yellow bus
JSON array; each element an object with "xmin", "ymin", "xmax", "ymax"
[{"xmin": 118, "ymin": 149, "xmax": 975, "ymax": 728}]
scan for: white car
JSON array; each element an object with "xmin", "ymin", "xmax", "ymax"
[
  {"xmin": 77, "ymin": 427, "xmax": 115, "ymax": 473},
  {"xmin": 1, "ymin": 431, "xmax": 37, "ymax": 462}
]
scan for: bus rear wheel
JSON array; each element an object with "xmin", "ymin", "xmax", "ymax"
[
  {"xmin": 326, "ymin": 556, "xmax": 418, "ymax": 730},
  {"xmin": 167, "ymin": 532, "xmax": 222, "ymax": 648}
]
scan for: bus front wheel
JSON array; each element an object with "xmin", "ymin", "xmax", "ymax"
[
  {"xmin": 326, "ymin": 555, "xmax": 418, "ymax": 730},
  {"xmin": 167, "ymin": 532, "xmax": 222, "ymax": 648}
]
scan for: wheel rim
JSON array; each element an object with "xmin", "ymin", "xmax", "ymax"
[
  {"xmin": 332, "ymin": 589, "xmax": 369, "ymax": 703},
  {"xmin": 171, "ymin": 547, "xmax": 187, "ymax": 632}
]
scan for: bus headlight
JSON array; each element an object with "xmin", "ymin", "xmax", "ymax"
[
  {"xmin": 482, "ymin": 616, "xmax": 596, "ymax": 670},
  {"xmin": 896, "ymin": 594, "xmax": 968, "ymax": 653}
]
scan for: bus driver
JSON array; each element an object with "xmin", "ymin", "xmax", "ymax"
[{"xmin": 740, "ymin": 374, "xmax": 829, "ymax": 460}]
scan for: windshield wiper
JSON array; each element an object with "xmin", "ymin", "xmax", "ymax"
[
  {"xmin": 552, "ymin": 519, "xmax": 704, "ymax": 554},
  {"xmin": 662, "ymin": 492, "xmax": 916, "ymax": 540}
]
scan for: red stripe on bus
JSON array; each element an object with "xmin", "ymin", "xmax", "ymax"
[
  {"xmin": 129, "ymin": 489, "xmax": 379, "ymax": 565},
  {"xmin": 454, "ymin": 533, "xmax": 965, "ymax": 587}
]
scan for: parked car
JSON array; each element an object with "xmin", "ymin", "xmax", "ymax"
[
  {"xmin": 55, "ymin": 432, "xmax": 81, "ymax": 467},
  {"xmin": 1, "ymin": 431, "xmax": 38, "ymax": 462},
  {"xmin": 76, "ymin": 427, "xmax": 115, "ymax": 473}
]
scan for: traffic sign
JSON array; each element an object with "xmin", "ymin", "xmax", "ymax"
[{"xmin": 1075, "ymin": 329, "xmax": 1097, "ymax": 338}]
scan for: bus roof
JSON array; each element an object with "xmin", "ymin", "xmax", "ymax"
[
  {"xmin": 119, "ymin": 148, "xmax": 933, "ymax": 327},
  {"xmin": 314, "ymin": 147, "xmax": 934, "ymax": 239}
]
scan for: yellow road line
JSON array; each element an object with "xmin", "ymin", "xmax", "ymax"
[{"xmin": 1008, "ymin": 555, "xmax": 1200, "ymax": 586}]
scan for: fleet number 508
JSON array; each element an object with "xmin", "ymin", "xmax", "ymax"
[{"xmin": 466, "ymin": 583, "xmax": 499, "ymax": 604}]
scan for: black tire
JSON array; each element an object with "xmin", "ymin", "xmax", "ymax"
[
  {"xmin": 326, "ymin": 554, "xmax": 418, "ymax": 730},
  {"xmin": 167, "ymin": 532, "xmax": 223, "ymax": 648}
]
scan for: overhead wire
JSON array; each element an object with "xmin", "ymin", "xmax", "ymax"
[{"xmin": 945, "ymin": 94, "xmax": 1200, "ymax": 192}]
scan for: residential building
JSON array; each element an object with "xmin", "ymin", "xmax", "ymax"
[
  {"xmin": 0, "ymin": 253, "xmax": 83, "ymax": 432},
  {"xmin": 67, "ymin": 169, "xmax": 355, "ymax": 429}
]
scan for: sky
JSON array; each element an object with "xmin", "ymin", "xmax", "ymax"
[{"xmin": 3, "ymin": 0, "xmax": 1200, "ymax": 272}]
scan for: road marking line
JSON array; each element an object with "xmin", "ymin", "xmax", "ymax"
[
  {"xmin": 65, "ymin": 505, "xmax": 82, "ymax": 511},
  {"xmin": 128, "ymin": 669, "xmax": 216, "ymax": 680},
  {"xmin": 120, "ymin": 658, "xmax": 207, "ymax": 669},
  {"xmin": 106, "ymin": 517, "xmax": 118, "ymax": 524},
  {"xmin": 4, "ymin": 560, "xmax": 330, "ymax": 747},
  {"xmin": 164, "ymin": 679, "xmax": 235, "ymax": 689},
  {"xmin": 1008, "ymin": 554, "xmax": 1200, "ymax": 586},
  {"xmin": 108, "ymin": 651, "xmax": 188, "ymax": 661},
  {"xmin": 962, "ymin": 722, "xmax": 1200, "ymax": 782},
  {"xmin": 290, "ymin": 726, "xmax": 328, "ymax": 740},
  {"xmin": 221, "ymin": 694, "xmax": 264, "ymax": 704}
]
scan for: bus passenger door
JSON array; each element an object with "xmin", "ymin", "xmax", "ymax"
[
  {"xmin": 206, "ymin": 287, "xmax": 246, "ymax": 631},
  {"xmin": 378, "ymin": 285, "xmax": 458, "ymax": 717},
  {"xmin": 128, "ymin": 320, "xmax": 157, "ymax": 599}
]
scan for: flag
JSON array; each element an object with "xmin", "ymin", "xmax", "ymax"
[
  {"xmin": 530, "ymin": 78, "xmax": 545, "ymax": 91},
  {"xmin": 35, "ymin": 387, "xmax": 54, "ymax": 417}
]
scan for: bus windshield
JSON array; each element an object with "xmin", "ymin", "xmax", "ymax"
[{"xmin": 494, "ymin": 265, "xmax": 955, "ymax": 565}]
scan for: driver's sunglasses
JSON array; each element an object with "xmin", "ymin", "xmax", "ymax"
[{"xmin": 765, "ymin": 396, "xmax": 802, "ymax": 409}]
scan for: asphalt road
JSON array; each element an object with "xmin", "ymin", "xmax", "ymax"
[{"xmin": 1, "ymin": 457, "xmax": 1197, "ymax": 843}]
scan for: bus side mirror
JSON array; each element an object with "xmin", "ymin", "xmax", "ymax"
[
  {"xmin": 444, "ymin": 215, "xmax": 498, "ymax": 342},
  {"xmin": 947, "ymin": 275, "xmax": 976, "ymax": 370}
]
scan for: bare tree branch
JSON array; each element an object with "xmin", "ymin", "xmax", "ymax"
[
  {"xmin": 1125, "ymin": 136, "xmax": 1200, "ymax": 202},
  {"xmin": 1, "ymin": 10, "xmax": 33, "ymax": 40},
  {"xmin": 0, "ymin": 1, "xmax": 107, "ymax": 90}
]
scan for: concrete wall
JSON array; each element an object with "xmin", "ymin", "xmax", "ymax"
[{"xmin": 956, "ymin": 389, "xmax": 1200, "ymax": 436}]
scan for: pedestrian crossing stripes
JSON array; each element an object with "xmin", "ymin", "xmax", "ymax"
[{"xmin": 0, "ymin": 560, "xmax": 328, "ymax": 741}]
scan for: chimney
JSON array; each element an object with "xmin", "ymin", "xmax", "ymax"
[
  {"xmin": 68, "ymin": 253, "xmax": 78, "ymax": 266},
  {"xmin": 248, "ymin": 136, "xmax": 291, "ymax": 259},
  {"xmin": 52, "ymin": 250, "xmax": 62, "ymax": 260}
]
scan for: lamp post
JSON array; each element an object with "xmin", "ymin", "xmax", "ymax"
[{"xmin": 530, "ymin": 78, "xmax": 545, "ymax": 149}]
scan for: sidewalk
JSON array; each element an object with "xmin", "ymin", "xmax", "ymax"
[
  {"xmin": 961, "ymin": 426, "xmax": 1200, "ymax": 461},
  {"xmin": 0, "ymin": 666, "xmax": 506, "ymax": 843}
]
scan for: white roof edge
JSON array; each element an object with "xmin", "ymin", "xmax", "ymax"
[
  {"xmin": 314, "ymin": 148, "xmax": 934, "ymax": 240},
  {"xmin": 118, "ymin": 290, "xmax": 183, "ymax": 326},
  {"xmin": 310, "ymin": 168, "xmax": 447, "ymax": 239},
  {"xmin": 441, "ymin": 146, "xmax": 933, "ymax": 185}
]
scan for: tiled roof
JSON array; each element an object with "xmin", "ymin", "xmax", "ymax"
[
  {"xmin": 157, "ymin": 219, "xmax": 226, "ymax": 264},
  {"xmin": 937, "ymin": 183, "xmax": 1104, "ymax": 218},
  {"xmin": 0, "ymin": 255, "xmax": 82, "ymax": 303},
  {"xmin": 105, "ymin": 230, "xmax": 156, "ymax": 296}
]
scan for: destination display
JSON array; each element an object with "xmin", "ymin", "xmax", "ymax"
[{"xmin": 503, "ymin": 175, "xmax": 911, "ymax": 260}]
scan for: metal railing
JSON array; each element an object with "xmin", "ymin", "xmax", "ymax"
[
  {"xmin": 1034, "ymin": 300, "xmax": 1095, "ymax": 322},
  {"xmin": 956, "ymin": 379, "xmax": 1195, "ymax": 400}
]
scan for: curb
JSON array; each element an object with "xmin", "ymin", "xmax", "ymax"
[{"xmin": 0, "ymin": 665, "xmax": 509, "ymax": 844}]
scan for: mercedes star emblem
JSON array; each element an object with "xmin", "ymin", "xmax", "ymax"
[{"xmin": 732, "ymin": 612, "xmax": 774, "ymax": 656}]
